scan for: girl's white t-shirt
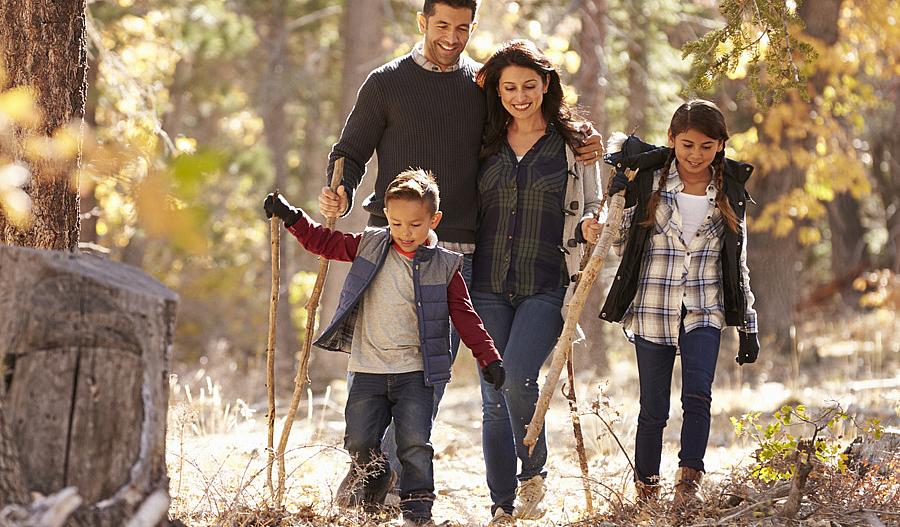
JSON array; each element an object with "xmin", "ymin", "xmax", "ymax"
[{"xmin": 676, "ymin": 192, "xmax": 710, "ymax": 245}]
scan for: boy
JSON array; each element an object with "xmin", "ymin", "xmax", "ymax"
[{"xmin": 264, "ymin": 169, "xmax": 505, "ymax": 527}]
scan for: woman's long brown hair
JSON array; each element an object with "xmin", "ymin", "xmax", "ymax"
[
  {"xmin": 641, "ymin": 99, "xmax": 739, "ymax": 232},
  {"xmin": 475, "ymin": 39, "xmax": 584, "ymax": 159}
]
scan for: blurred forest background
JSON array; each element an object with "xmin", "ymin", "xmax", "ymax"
[
  {"xmin": 2, "ymin": 1, "xmax": 899, "ymax": 525},
  {"xmin": 3, "ymin": 0, "xmax": 898, "ymax": 403}
]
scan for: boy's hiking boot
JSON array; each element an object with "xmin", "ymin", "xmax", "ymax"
[
  {"xmin": 402, "ymin": 518, "xmax": 450, "ymax": 527},
  {"xmin": 336, "ymin": 466, "xmax": 397, "ymax": 510},
  {"xmin": 512, "ymin": 475, "xmax": 546, "ymax": 520},
  {"xmin": 671, "ymin": 467, "xmax": 703, "ymax": 513},
  {"xmin": 634, "ymin": 480, "xmax": 660, "ymax": 504},
  {"xmin": 487, "ymin": 508, "xmax": 515, "ymax": 526}
]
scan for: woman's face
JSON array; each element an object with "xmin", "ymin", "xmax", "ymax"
[
  {"xmin": 669, "ymin": 128, "xmax": 724, "ymax": 180},
  {"xmin": 498, "ymin": 65, "xmax": 547, "ymax": 124}
]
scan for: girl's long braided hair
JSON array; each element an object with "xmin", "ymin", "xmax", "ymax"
[
  {"xmin": 476, "ymin": 39, "xmax": 585, "ymax": 159},
  {"xmin": 640, "ymin": 99, "xmax": 739, "ymax": 233}
]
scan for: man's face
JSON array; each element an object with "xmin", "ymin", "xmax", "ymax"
[{"xmin": 417, "ymin": 3, "xmax": 476, "ymax": 70}]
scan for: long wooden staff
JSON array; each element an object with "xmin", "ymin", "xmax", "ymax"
[
  {"xmin": 274, "ymin": 158, "xmax": 344, "ymax": 504},
  {"xmin": 523, "ymin": 172, "xmax": 632, "ymax": 453},
  {"xmin": 265, "ymin": 191, "xmax": 281, "ymax": 496},
  {"xmin": 563, "ymin": 213, "xmax": 602, "ymax": 515}
]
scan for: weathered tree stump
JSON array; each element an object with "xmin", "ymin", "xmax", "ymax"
[{"xmin": 0, "ymin": 245, "xmax": 177, "ymax": 526}]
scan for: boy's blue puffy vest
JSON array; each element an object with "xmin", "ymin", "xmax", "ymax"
[{"xmin": 313, "ymin": 228, "xmax": 463, "ymax": 386}]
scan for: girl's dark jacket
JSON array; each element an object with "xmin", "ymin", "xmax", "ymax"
[{"xmin": 599, "ymin": 135, "xmax": 756, "ymax": 328}]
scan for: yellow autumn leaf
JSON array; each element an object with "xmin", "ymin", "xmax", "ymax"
[{"xmin": 0, "ymin": 86, "xmax": 42, "ymax": 127}]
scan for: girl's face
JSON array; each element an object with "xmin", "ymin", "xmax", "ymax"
[
  {"xmin": 669, "ymin": 128, "xmax": 724, "ymax": 180},
  {"xmin": 498, "ymin": 65, "xmax": 547, "ymax": 124}
]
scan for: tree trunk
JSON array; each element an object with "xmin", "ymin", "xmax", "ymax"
[
  {"xmin": 623, "ymin": 0, "xmax": 649, "ymax": 132},
  {"xmin": 256, "ymin": 1, "xmax": 301, "ymax": 383},
  {"xmin": 0, "ymin": 245, "xmax": 176, "ymax": 525},
  {"xmin": 749, "ymin": 0, "xmax": 844, "ymax": 351},
  {"xmin": 315, "ymin": 0, "xmax": 386, "ymax": 389},
  {"xmin": 0, "ymin": 0, "xmax": 86, "ymax": 251},
  {"xmin": 575, "ymin": 0, "xmax": 608, "ymax": 128}
]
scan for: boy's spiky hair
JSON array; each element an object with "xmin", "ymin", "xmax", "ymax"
[{"xmin": 385, "ymin": 169, "xmax": 440, "ymax": 214}]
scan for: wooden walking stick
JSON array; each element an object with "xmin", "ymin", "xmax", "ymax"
[
  {"xmin": 564, "ymin": 352, "xmax": 594, "ymax": 513},
  {"xmin": 523, "ymin": 170, "xmax": 634, "ymax": 454},
  {"xmin": 265, "ymin": 191, "xmax": 281, "ymax": 496},
  {"xmin": 274, "ymin": 158, "xmax": 345, "ymax": 504},
  {"xmin": 563, "ymin": 216, "xmax": 602, "ymax": 515}
]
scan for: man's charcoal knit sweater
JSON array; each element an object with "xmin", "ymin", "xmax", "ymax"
[{"xmin": 327, "ymin": 53, "xmax": 486, "ymax": 244}]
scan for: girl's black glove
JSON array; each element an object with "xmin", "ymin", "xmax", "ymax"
[
  {"xmin": 264, "ymin": 193, "xmax": 301, "ymax": 226},
  {"xmin": 608, "ymin": 170, "xmax": 629, "ymax": 196},
  {"xmin": 736, "ymin": 331, "xmax": 760, "ymax": 365},
  {"xmin": 481, "ymin": 360, "xmax": 505, "ymax": 390}
]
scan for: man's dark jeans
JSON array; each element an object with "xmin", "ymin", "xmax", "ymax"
[
  {"xmin": 633, "ymin": 325, "xmax": 721, "ymax": 485},
  {"xmin": 344, "ymin": 371, "xmax": 435, "ymax": 522}
]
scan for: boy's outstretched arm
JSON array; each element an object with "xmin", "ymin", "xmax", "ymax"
[
  {"xmin": 264, "ymin": 193, "xmax": 360, "ymax": 262},
  {"xmin": 447, "ymin": 271, "xmax": 501, "ymax": 367}
]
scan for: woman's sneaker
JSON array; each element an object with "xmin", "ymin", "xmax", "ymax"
[
  {"xmin": 487, "ymin": 508, "xmax": 516, "ymax": 526},
  {"xmin": 513, "ymin": 475, "xmax": 546, "ymax": 520}
]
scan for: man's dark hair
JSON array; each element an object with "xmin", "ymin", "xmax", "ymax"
[{"xmin": 422, "ymin": 0, "xmax": 478, "ymax": 20}]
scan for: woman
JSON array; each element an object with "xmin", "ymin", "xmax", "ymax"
[{"xmin": 472, "ymin": 39, "xmax": 602, "ymax": 526}]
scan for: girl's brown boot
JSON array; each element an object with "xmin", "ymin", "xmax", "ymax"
[{"xmin": 671, "ymin": 467, "xmax": 703, "ymax": 512}]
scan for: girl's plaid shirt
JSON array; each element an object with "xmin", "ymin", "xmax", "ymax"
[{"xmin": 614, "ymin": 164, "xmax": 758, "ymax": 346}]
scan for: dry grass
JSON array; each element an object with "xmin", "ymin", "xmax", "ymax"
[{"xmin": 167, "ymin": 314, "xmax": 899, "ymax": 526}]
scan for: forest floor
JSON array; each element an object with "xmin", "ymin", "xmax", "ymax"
[{"xmin": 167, "ymin": 315, "xmax": 900, "ymax": 526}]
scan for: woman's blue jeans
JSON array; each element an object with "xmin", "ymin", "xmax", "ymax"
[
  {"xmin": 633, "ymin": 325, "xmax": 721, "ymax": 485},
  {"xmin": 472, "ymin": 287, "xmax": 565, "ymax": 514}
]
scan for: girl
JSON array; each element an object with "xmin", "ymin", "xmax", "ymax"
[
  {"xmin": 600, "ymin": 99, "xmax": 760, "ymax": 511},
  {"xmin": 472, "ymin": 40, "xmax": 602, "ymax": 526}
]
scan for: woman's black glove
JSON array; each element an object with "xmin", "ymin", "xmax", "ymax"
[
  {"xmin": 481, "ymin": 360, "xmax": 505, "ymax": 390},
  {"xmin": 264, "ymin": 193, "xmax": 301, "ymax": 226},
  {"xmin": 735, "ymin": 331, "xmax": 760, "ymax": 365}
]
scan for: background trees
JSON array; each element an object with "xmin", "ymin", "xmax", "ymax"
[{"xmin": 3, "ymin": 0, "xmax": 895, "ymax": 399}]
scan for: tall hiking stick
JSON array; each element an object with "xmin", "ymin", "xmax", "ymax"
[
  {"xmin": 564, "ymin": 351, "xmax": 593, "ymax": 513},
  {"xmin": 560, "ymin": 207, "xmax": 603, "ymax": 515},
  {"xmin": 274, "ymin": 158, "xmax": 344, "ymax": 504},
  {"xmin": 265, "ymin": 191, "xmax": 281, "ymax": 496},
  {"xmin": 523, "ymin": 176, "xmax": 631, "ymax": 453}
]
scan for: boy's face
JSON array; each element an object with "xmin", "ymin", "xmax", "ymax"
[{"xmin": 384, "ymin": 198, "xmax": 442, "ymax": 253}]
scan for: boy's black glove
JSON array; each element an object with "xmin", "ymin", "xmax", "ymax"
[
  {"xmin": 481, "ymin": 360, "xmax": 505, "ymax": 390},
  {"xmin": 608, "ymin": 170, "xmax": 629, "ymax": 196},
  {"xmin": 735, "ymin": 331, "xmax": 760, "ymax": 365},
  {"xmin": 264, "ymin": 193, "xmax": 301, "ymax": 226}
]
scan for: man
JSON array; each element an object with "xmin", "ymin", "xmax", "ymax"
[{"xmin": 320, "ymin": 0, "xmax": 602, "ymax": 511}]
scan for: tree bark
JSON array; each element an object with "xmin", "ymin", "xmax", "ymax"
[{"xmin": 0, "ymin": 0, "xmax": 86, "ymax": 251}]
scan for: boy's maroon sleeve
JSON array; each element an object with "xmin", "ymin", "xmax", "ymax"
[
  {"xmin": 447, "ymin": 270, "xmax": 502, "ymax": 367},
  {"xmin": 285, "ymin": 210, "xmax": 361, "ymax": 262}
]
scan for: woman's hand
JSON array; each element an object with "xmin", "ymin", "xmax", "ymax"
[{"xmin": 581, "ymin": 217, "xmax": 603, "ymax": 244}]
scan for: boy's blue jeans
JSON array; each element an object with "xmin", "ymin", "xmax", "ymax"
[
  {"xmin": 344, "ymin": 371, "xmax": 435, "ymax": 522},
  {"xmin": 379, "ymin": 253, "xmax": 473, "ymax": 483},
  {"xmin": 471, "ymin": 286, "xmax": 565, "ymax": 515},
  {"xmin": 633, "ymin": 324, "xmax": 721, "ymax": 485}
]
